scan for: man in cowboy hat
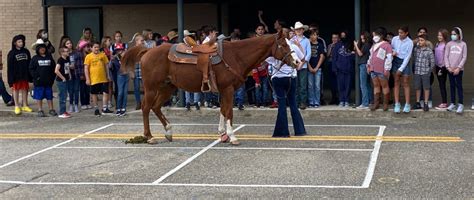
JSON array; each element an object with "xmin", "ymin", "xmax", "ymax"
[{"xmin": 291, "ymin": 21, "xmax": 312, "ymax": 110}]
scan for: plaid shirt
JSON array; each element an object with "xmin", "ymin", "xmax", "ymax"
[
  {"xmin": 413, "ymin": 46, "xmax": 435, "ymax": 75},
  {"xmin": 72, "ymin": 50, "xmax": 86, "ymax": 80},
  {"xmin": 135, "ymin": 63, "xmax": 141, "ymax": 79}
]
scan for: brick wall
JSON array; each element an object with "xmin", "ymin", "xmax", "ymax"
[{"xmin": 102, "ymin": 4, "xmax": 218, "ymax": 42}]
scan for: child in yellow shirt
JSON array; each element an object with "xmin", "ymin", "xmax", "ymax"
[{"xmin": 84, "ymin": 42, "xmax": 112, "ymax": 116}]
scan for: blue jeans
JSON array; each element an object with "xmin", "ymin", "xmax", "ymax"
[
  {"xmin": 448, "ymin": 71, "xmax": 463, "ymax": 104},
  {"xmin": 234, "ymin": 85, "xmax": 245, "ymax": 106},
  {"xmin": 185, "ymin": 92, "xmax": 201, "ymax": 104},
  {"xmin": 57, "ymin": 81, "xmax": 67, "ymax": 115},
  {"xmin": 134, "ymin": 77, "xmax": 142, "ymax": 104},
  {"xmin": 67, "ymin": 79, "xmax": 80, "ymax": 105},
  {"xmin": 79, "ymin": 80, "xmax": 90, "ymax": 106},
  {"xmin": 308, "ymin": 69, "xmax": 322, "ymax": 106},
  {"xmin": 272, "ymin": 77, "xmax": 306, "ymax": 137},
  {"xmin": 337, "ymin": 72, "xmax": 352, "ymax": 103},
  {"xmin": 117, "ymin": 74, "xmax": 129, "ymax": 111},
  {"xmin": 0, "ymin": 76, "xmax": 12, "ymax": 103},
  {"xmin": 297, "ymin": 68, "xmax": 308, "ymax": 105},
  {"xmin": 359, "ymin": 64, "xmax": 373, "ymax": 106},
  {"xmin": 255, "ymin": 76, "xmax": 269, "ymax": 105}
]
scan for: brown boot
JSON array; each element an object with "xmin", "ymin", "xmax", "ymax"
[
  {"xmin": 383, "ymin": 93, "xmax": 390, "ymax": 111},
  {"xmin": 370, "ymin": 93, "xmax": 380, "ymax": 111},
  {"xmin": 135, "ymin": 102, "xmax": 141, "ymax": 110}
]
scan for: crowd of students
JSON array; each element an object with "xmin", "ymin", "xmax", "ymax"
[{"xmin": 0, "ymin": 17, "xmax": 470, "ymax": 118}]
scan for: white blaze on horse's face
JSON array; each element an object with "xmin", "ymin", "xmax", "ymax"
[{"xmin": 285, "ymin": 38, "xmax": 302, "ymax": 66}]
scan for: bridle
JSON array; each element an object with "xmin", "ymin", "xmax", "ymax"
[{"xmin": 272, "ymin": 35, "xmax": 294, "ymax": 71}]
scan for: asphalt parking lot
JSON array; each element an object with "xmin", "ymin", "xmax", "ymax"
[{"xmin": 0, "ymin": 107, "xmax": 472, "ymax": 199}]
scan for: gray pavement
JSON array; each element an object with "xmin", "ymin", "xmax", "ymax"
[{"xmin": 0, "ymin": 100, "xmax": 473, "ymax": 199}]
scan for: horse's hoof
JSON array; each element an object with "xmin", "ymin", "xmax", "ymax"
[
  {"xmin": 147, "ymin": 137, "xmax": 159, "ymax": 144},
  {"xmin": 230, "ymin": 140, "xmax": 240, "ymax": 146},
  {"xmin": 165, "ymin": 135, "xmax": 173, "ymax": 142},
  {"xmin": 220, "ymin": 134, "xmax": 230, "ymax": 143}
]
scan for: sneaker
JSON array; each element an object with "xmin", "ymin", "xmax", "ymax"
[
  {"xmin": 435, "ymin": 103, "xmax": 448, "ymax": 110},
  {"xmin": 394, "ymin": 103, "xmax": 401, "ymax": 113},
  {"xmin": 195, "ymin": 102, "xmax": 201, "ymax": 110},
  {"xmin": 270, "ymin": 101, "xmax": 278, "ymax": 108},
  {"xmin": 356, "ymin": 105, "xmax": 369, "ymax": 109},
  {"xmin": 120, "ymin": 110, "xmax": 127, "ymax": 117},
  {"xmin": 403, "ymin": 104, "xmax": 411, "ymax": 113},
  {"xmin": 428, "ymin": 101, "xmax": 433, "ymax": 109},
  {"xmin": 6, "ymin": 101, "xmax": 14, "ymax": 107},
  {"xmin": 135, "ymin": 103, "xmax": 141, "ymax": 110},
  {"xmin": 69, "ymin": 105, "xmax": 74, "ymax": 113},
  {"xmin": 74, "ymin": 105, "xmax": 80, "ymax": 113},
  {"xmin": 87, "ymin": 105, "xmax": 93, "ymax": 109},
  {"xmin": 471, "ymin": 105, "xmax": 474, "ymax": 110},
  {"xmin": 447, "ymin": 103, "xmax": 456, "ymax": 112},
  {"xmin": 314, "ymin": 104, "xmax": 320, "ymax": 108},
  {"xmin": 456, "ymin": 104, "xmax": 464, "ymax": 114},
  {"xmin": 58, "ymin": 113, "xmax": 71, "ymax": 118},
  {"xmin": 94, "ymin": 109, "xmax": 102, "ymax": 116},
  {"xmin": 186, "ymin": 103, "xmax": 191, "ymax": 111},
  {"xmin": 49, "ymin": 110, "xmax": 58, "ymax": 116},
  {"xmin": 299, "ymin": 103, "xmax": 307, "ymax": 110},
  {"xmin": 81, "ymin": 105, "xmax": 88, "ymax": 110},
  {"xmin": 14, "ymin": 106, "xmax": 21, "ymax": 115},
  {"xmin": 21, "ymin": 106, "xmax": 33, "ymax": 113},
  {"xmin": 413, "ymin": 102, "xmax": 422, "ymax": 110},
  {"xmin": 238, "ymin": 104, "xmax": 244, "ymax": 111},
  {"xmin": 116, "ymin": 110, "xmax": 122, "ymax": 116},
  {"xmin": 423, "ymin": 103, "xmax": 429, "ymax": 112},
  {"xmin": 102, "ymin": 108, "xmax": 114, "ymax": 114},
  {"xmin": 338, "ymin": 102, "xmax": 344, "ymax": 108},
  {"xmin": 343, "ymin": 102, "xmax": 350, "ymax": 108},
  {"xmin": 37, "ymin": 110, "xmax": 46, "ymax": 117}
]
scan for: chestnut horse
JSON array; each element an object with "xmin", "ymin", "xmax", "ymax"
[{"xmin": 121, "ymin": 31, "xmax": 296, "ymax": 145}]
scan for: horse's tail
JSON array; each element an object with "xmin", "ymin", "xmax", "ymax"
[{"xmin": 121, "ymin": 46, "xmax": 149, "ymax": 74}]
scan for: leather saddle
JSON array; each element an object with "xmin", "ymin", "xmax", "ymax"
[{"xmin": 168, "ymin": 43, "xmax": 221, "ymax": 65}]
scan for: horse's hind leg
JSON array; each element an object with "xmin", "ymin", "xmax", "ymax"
[
  {"xmin": 151, "ymin": 85, "xmax": 176, "ymax": 142},
  {"xmin": 142, "ymin": 90, "xmax": 156, "ymax": 143}
]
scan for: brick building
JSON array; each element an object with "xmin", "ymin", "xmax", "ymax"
[{"xmin": 0, "ymin": 0, "xmax": 472, "ymax": 103}]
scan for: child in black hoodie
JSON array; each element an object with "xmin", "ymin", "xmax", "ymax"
[
  {"xmin": 29, "ymin": 43, "xmax": 57, "ymax": 117},
  {"xmin": 7, "ymin": 35, "xmax": 32, "ymax": 115}
]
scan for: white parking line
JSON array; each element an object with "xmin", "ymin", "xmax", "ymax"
[
  {"xmin": 56, "ymin": 146, "xmax": 373, "ymax": 152},
  {"xmin": 151, "ymin": 125, "xmax": 246, "ymax": 185},
  {"xmin": 0, "ymin": 180, "xmax": 364, "ymax": 188},
  {"xmin": 0, "ymin": 124, "xmax": 114, "ymax": 169},
  {"xmin": 361, "ymin": 125, "xmax": 386, "ymax": 188}
]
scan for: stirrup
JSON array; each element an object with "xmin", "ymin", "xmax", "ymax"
[{"xmin": 201, "ymin": 81, "xmax": 211, "ymax": 92}]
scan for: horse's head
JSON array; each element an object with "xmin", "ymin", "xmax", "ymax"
[{"xmin": 271, "ymin": 31, "xmax": 300, "ymax": 68}]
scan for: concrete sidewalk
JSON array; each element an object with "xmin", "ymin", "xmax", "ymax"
[{"xmin": 1, "ymin": 93, "xmax": 473, "ymax": 119}]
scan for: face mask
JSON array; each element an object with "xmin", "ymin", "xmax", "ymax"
[
  {"xmin": 373, "ymin": 36, "xmax": 381, "ymax": 43},
  {"xmin": 451, "ymin": 35, "xmax": 458, "ymax": 41}
]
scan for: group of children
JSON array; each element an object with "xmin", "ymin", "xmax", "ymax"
[
  {"xmin": 365, "ymin": 26, "xmax": 467, "ymax": 113},
  {"xmin": 3, "ymin": 28, "xmax": 134, "ymax": 118}
]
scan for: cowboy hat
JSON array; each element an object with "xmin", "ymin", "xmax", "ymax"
[
  {"xmin": 184, "ymin": 30, "xmax": 195, "ymax": 36},
  {"xmin": 167, "ymin": 31, "xmax": 178, "ymax": 40},
  {"xmin": 291, "ymin": 21, "xmax": 309, "ymax": 31},
  {"xmin": 31, "ymin": 38, "xmax": 45, "ymax": 50}
]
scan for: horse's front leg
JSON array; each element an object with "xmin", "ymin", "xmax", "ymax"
[{"xmin": 219, "ymin": 88, "xmax": 239, "ymax": 145}]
